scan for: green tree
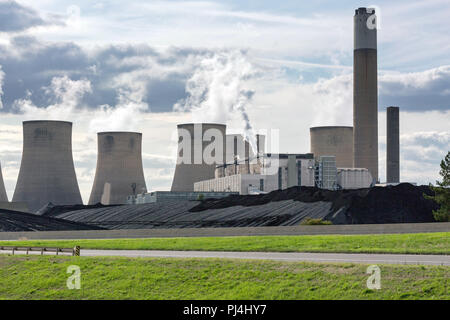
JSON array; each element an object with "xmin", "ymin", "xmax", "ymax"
[{"xmin": 425, "ymin": 151, "xmax": 450, "ymax": 222}]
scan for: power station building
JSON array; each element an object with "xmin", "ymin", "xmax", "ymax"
[
  {"xmin": 194, "ymin": 153, "xmax": 316, "ymax": 195},
  {"xmin": 171, "ymin": 123, "xmax": 226, "ymax": 192},
  {"xmin": 310, "ymin": 126, "xmax": 353, "ymax": 168},
  {"xmin": 353, "ymin": 7, "xmax": 379, "ymax": 182},
  {"xmin": 12, "ymin": 120, "xmax": 83, "ymax": 212},
  {"xmin": 89, "ymin": 132, "xmax": 147, "ymax": 205}
]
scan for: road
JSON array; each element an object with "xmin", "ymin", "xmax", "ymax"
[
  {"xmin": 79, "ymin": 249, "xmax": 450, "ymax": 266},
  {"xmin": 1, "ymin": 249, "xmax": 449, "ymax": 265}
]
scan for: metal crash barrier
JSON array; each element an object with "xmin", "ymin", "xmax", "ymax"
[{"xmin": 0, "ymin": 245, "xmax": 81, "ymax": 256}]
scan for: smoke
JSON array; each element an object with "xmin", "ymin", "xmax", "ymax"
[
  {"xmin": 0, "ymin": 65, "xmax": 4, "ymax": 109},
  {"xmin": 174, "ymin": 50, "xmax": 258, "ymax": 152}
]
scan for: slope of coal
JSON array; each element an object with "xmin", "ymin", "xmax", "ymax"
[
  {"xmin": 55, "ymin": 200, "xmax": 332, "ymax": 229},
  {"xmin": 0, "ymin": 208, "xmax": 105, "ymax": 232},
  {"xmin": 36, "ymin": 202, "xmax": 121, "ymax": 217},
  {"xmin": 190, "ymin": 183, "xmax": 439, "ymax": 224}
]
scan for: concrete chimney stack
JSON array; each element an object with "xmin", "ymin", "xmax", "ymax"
[
  {"xmin": 353, "ymin": 7, "xmax": 379, "ymax": 182},
  {"xmin": 88, "ymin": 132, "xmax": 147, "ymax": 205},
  {"xmin": 386, "ymin": 106, "xmax": 400, "ymax": 183},
  {"xmin": 12, "ymin": 121, "xmax": 83, "ymax": 212}
]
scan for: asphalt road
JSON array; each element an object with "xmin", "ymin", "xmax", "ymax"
[
  {"xmin": 1, "ymin": 249, "xmax": 448, "ymax": 265},
  {"xmin": 78, "ymin": 249, "xmax": 450, "ymax": 266}
]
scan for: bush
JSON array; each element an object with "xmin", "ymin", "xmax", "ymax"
[
  {"xmin": 197, "ymin": 194, "xmax": 205, "ymax": 201},
  {"xmin": 424, "ymin": 151, "xmax": 450, "ymax": 222},
  {"xmin": 433, "ymin": 208, "xmax": 450, "ymax": 222},
  {"xmin": 300, "ymin": 218, "xmax": 332, "ymax": 225}
]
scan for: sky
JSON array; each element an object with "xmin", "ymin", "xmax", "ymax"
[{"xmin": 0, "ymin": 0, "xmax": 449, "ymax": 203}]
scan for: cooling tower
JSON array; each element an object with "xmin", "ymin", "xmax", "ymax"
[
  {"xmin": 0, "ymin": 162, "xmax": 8, "ymax": 202},
  {"xmin": 171, "ymin": 123, "xmax": 226, "ymax": 192},
  {"xmin": 226, "ymin": 134, "xmax": 251, "ymax": 163},
  {"xmin": 256, "ymin": 134, "xmax": 266, "ymax": 155},
  {"xmin": 310, "ymin": 126, "xmax": 353, "ymax": 168},
  {"xmin": 386, "ymin": 106, "xmax": 400, "ymax": 183},
  {"xmin": 88, "ymin": 132, "xmax": 147, "ymax": 205},
  {"xmin": 353, "ymin": 7, "xmax": 379, "ymax": 182},
  {"xmin": 12, "ymin": 120, "xmax": 82, "ymax": 212}
]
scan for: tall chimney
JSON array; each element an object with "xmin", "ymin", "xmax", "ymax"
[
  {"xmin": 386, "ymin": 106, "xmax": 400, "ymax": 183},
  {"xmin": 353, "ymin": 7, "xmax": 379, "ymax": 182}
]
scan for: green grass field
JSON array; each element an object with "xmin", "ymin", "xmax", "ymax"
[
  {"xmin": 1, "ymin": 232, "xmax": 449, "ymax": 254},
  {"xmin": 0, "ymin": 255, "xmax": 448, "ymax": 300}
]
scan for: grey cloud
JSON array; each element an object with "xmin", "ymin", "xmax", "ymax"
[
  {"xmin": 0, "ymin": 0, "xmax": 63, "ymax": 32},
  {"xmin": 0, "ymin": 37, "xmax": 207, "ymax": 113},
  {"xmin": 379, "ymin": 67, "xmax": 450, "ymax": 112},
  {"xmin": 400, "ymin": 132, "xmax": 450, "ymax": 162},
  {"xmin": 1, "ymin": 33, "xmax": 449, "ymax": 115}
]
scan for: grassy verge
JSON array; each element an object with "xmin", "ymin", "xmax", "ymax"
[
  {"xmin": 0, "ymin": 255, "xmax": 448, "ymax": 300},
  {"xmin": 0, "ymin": 232, "xmax": 449, "ymax": 254}
]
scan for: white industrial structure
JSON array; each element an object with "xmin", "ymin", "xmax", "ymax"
[
  {"xmin": 194, "ymin": 153, "xmax": 316, "ymax": 195},
  {"xmin": 337, "ymin": 168, "xmax": 373, "ymax": 189}
]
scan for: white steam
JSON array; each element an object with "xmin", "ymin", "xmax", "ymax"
[{"xmin": 175, "ymin": 50, "xmax": 258, "ymax": 152}]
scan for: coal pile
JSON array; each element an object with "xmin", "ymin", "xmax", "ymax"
[
  {"xmin": 54, "ymin": 200, "xmax": 332, "ymax": 229},
  {"xmin": 334, "ymin": 184, "xmax": 438, "ymax": 224},
  {"xmin": 36, "ymin": 202, "xmax": 121, "ymax": 217},
  {"xmin": 0, "ymin": 208, "xmax": 105, "ymax": 232},
  {"xmin": 190, "ymin": 183, "xmax": 439, "ymax": 224}
]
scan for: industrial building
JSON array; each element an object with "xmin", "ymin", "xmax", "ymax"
[
  {"xmin": 387, "ymin": 106, "xmax": 400, "ymax": 183},
  {"xmin": 0, "ymin": 7, "xmax": 406, "ymax": 218},
  {"xmin": 337, "ymin": 168, "xmax": 373, "ymax": 189},
  {"xmin": 89, "ymin": 132, "xmax": 147, "ymax": 205},
  {"xmin": 353, "ymin": 7, "xmax": 379, "ymax": 182},
  {"xmin": 12, "ymin": 120, "xmax": 83, "ymax": 212},
  {"xmin": 171, "ymin": 123, "xmax": 227, "ymax": 192},
  {"xmin": 310, "ymin": 126, "xmax": 353, "ymax": 168},
  {"xmin": 195, "ymin": 153, "xmax": 316, "ymax": 195}
]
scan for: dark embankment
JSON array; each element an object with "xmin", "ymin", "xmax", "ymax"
[
  {"xmin": 0, "ymin": 208, "xmax": 105, "ymax": 232},
  {"xmin": 190, "ymin": 183, "xmax": 439, "ymax": 224}
]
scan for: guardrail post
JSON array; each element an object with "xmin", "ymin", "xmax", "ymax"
[{"xmin": 73, "ymin": 246, "xmax": 80, "ymax": 256}]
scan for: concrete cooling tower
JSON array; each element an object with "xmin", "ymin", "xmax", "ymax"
[
  {"xmin": 310, "ymin": 126, "xmax": 353, "ymax": 168},
  {"xmin": 226, "ymin": 134, "xmax": 251, "ymax": 163},
  {"xmin": 353, "ymin": 7, "xmax": 379, "ymax": 182},
  {"xmin": 171, "ymin": 123, "xmax": 226, "ymax": 192},
  {"xmin": 12, "ymin": 120, "xmax": 82, "ymax": 212},
  {"xmin": 386, "ymin": 106, "xmax": 400, "ymax": 183},
  {"xmin": 0, "ymin": 162, "xmax": 8, "ymax": 202},
  {"xmin": 88, "ymin": 132, "xmax": 147, "ymax": 205}
]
